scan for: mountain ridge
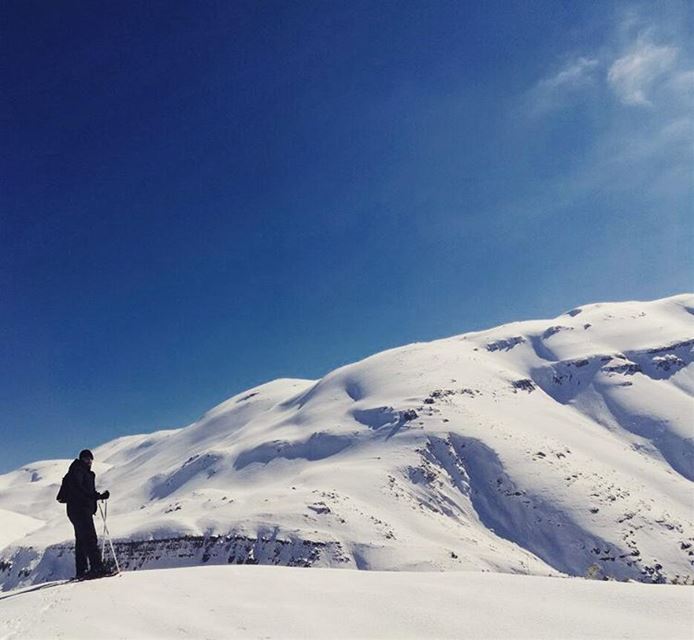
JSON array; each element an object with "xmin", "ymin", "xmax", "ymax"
[{"xmin": 1, "ymin": 293, "xmax": 692, "ymax": 589}]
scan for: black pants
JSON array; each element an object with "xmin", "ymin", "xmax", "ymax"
[{"xmin": 67, "ymin": 506, "xmax": 102, "ymax": 576}]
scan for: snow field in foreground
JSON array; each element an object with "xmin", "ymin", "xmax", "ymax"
[{"xmin": 1, "ymin": 565, "xmax": 693, "ymax": 640}]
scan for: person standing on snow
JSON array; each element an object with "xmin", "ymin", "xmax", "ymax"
[{"xmin": 57, "ymin": 449, "xmax": 110, "ymax": 579}]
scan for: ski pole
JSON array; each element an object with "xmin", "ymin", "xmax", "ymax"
[
  {"xmin": 100, "ymin": 501, "xmax": 107, "ymax": 562},
  {"xmin": 99, "ymin": 501, "xmax": 121, "ymax": 573},
  {"xmin": 98, "ymin": 500, "xmax": 121, "ymax": 574}
]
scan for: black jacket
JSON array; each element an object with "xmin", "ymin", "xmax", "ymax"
[{"xmin": 60, "ymin": 459, "xmax": 100, "ymax": 514}]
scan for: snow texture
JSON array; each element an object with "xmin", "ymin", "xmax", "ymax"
[{"xmin": 1, "ymin": 565, "xmax": 693, "ymax": 640}]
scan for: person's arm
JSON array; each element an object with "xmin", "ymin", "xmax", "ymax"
[{"xmin": 87, "ymin": 472, "xmax": 110, "ymax": 499}]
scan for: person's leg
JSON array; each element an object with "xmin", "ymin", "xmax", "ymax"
[
  {"xmin": 67, "ymin": 509, "xmax": 88, "ymax": 577},
  {"xmin": 84, "ymin": 513, "xmax": 103, "ymax": 573}
]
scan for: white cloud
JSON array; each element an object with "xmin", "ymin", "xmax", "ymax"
[
  {"xmin": 607, "ymin": 41, "xmax": 678, "ymax": 106},
  {"xmin": 526, "ymin": 8, "xmax": 692, "ymax": 114},
  {"xmin": 541, "ymin": 57, "xmax": 600, "ymax": 90},
  {"xmin": 509, "ymin": 10, "xmax": 692, "ymax": 228},
  {"xmin": 528, "ymin": 57, "xmax": 599, "ymax": 115}
]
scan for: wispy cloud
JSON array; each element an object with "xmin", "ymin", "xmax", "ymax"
[
  {"xmin": 607, "ymin": 40, "xmax": 678, "ymax": 106},
  {"xmin": 527, "ymin": 57, "xmax": 599, "ymax": 115},
  {"xmin": 509, "ymin": 7, "xmax": 692, "ymax": 230},
  {"xmin": 525, "ymin": 11, "xmax": 692, "ymax": 114},
  {"xmin": 542, "ymin": 57, "xmax": 600, "ymax": 91}
]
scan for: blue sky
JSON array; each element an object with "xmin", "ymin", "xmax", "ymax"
[{"xmin": 1, "ymin": 1, "xmax": 691, "ymax": 472}]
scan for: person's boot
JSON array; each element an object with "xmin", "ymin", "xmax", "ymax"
[{"xmin": 80, "ymin": 562, "xmax": 105, "ymax": 579}]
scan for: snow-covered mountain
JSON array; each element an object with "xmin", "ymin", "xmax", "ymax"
[{"xmin": 1, "ymin": 294, "xmax": 692, "ymax": 589}]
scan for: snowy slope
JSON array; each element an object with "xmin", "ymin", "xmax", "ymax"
[
  {"xmin": 1, "ymin": 565, "xmax": 693, "ymax": 640},
  {"xmin": 1, "ymin": 294, "xmax": 692, "ymax": 589},
  {"xmin": 0, "ymin": 509, "xmax": 43, "ymax": 551}
]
